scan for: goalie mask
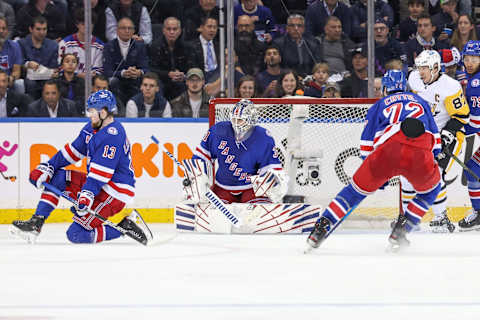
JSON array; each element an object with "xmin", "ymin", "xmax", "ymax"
[
  {"xmin": 230, "ymin": 99, "xmax": 256, "ymax": 140},
  {"xmin": 415, "ymin": 50, "xmax": 441, "ymax": 84}
]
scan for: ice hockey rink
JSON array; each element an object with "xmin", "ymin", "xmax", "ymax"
[{"xmin": 1, "ymin": 224, "xmax": 480, "ymax": 320}]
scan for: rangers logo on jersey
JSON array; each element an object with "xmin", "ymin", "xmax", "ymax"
[{"xmin": 473, "ymin": 79, "xmax": 480, "ymax": 87}]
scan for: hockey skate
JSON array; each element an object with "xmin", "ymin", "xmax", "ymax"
[
  {"xmin": 118, "ymin": 210, "xmax": 153, "ymax": 245},
  {"xmin": 9, "ymin": 215, "xmax": 45, "ymax": 244},
  {"xmin": 429, "ymin": 211, "xmax": 455, "ymax": 233},
  {"xmin": 458, "ymin": 210, "xmax": 480, "ymax": 232},
  {"xmin": 387, "ymin": 215, "xmax": 410, "ymax": 252},
  {"xmin": 304, "ymin": 217, "xmax": 330, "ymax": 253}
]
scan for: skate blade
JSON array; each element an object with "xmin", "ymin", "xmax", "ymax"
[
  {"xmin": 458, "ymin": 225, "xmax": 480, "ymax": 232},
  {"xmin": 8, "ymin": 225, "xmax": 38, "ymax": 244},
  {"xmin": 304, "ymin": 244, "xmax": 314, "ymax": 254},
  {"xmin": 131, "ymin": 210, "xmax": 154, "ymax": 243}
]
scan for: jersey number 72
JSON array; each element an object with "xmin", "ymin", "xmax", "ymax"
[{"xmin": 383, "ymin": 102, "xmax": 424, "ymax": 124}]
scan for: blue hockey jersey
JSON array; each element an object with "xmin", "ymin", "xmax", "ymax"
[
  {"xmin": 464, "ymin": 72, "xmax": 480, "ymax": 135},
  {"xmin": 193, "ymin": 121, "xmax": 282, "ymax": 191},
  {"xmin": 360, "ymin": 92, "xmax": 441, "ymax": 159},
  {"xmin": 47, "ymin": 120, "xmax": 135, "ymax": 203}
]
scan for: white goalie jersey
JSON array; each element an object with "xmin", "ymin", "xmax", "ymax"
[{"xmin": 408, "ymin": 71, "xmax": 469, "ymax": 130}]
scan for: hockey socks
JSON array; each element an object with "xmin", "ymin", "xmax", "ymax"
[
  {"xmin": 321, "ymin": 184, "xmax": 366, "ymax": 227},
  {"xmin": 66, "ymin": 223, "xmax": 123, "ymax": 243}
]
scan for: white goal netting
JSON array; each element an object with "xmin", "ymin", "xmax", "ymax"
[{"xmin": 210, "ymin": 98, "xmax": 399, "ymax": 226}]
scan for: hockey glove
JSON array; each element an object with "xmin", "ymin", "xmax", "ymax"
[
  {"xmin": 75, "ymin": 190, "xmax": 95, "ymax": 216},
  {"xmin": 440, "ymin": 129, "xmax": 456, "ymax": 150},
  {"xmin": 29, "ymin": 162, "xmax": 54, "ymax": 190}
]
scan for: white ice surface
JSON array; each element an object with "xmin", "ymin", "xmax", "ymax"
[{"xmin": 1, "ymin": 224, "xmax": 480, "ymax": 320}]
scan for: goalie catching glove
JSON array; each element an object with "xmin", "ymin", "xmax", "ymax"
[
  {"xmin": 251, "ymin": 169, "xmax": 288, "ymax": 203},
  {"xmin": 181, "ymin": 158, "xmax": 212, "ymax": 204}
]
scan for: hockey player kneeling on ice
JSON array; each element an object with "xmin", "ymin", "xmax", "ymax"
[
  {"xmin": 306, "ymin": 70, "xmax": 442, "ymax": 252},
  {"xmin": 9, "ymin": 90, "xmax": 151, "ymax": 244},
  {"xmin": 175, "ymin": 99, "xmax": 319, "ymax": 233},
  {"xmin": 406, "ymin": 50, "xmax": 470, "ymax": 232}
]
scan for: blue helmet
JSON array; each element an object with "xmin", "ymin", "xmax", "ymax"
[
  {"xmin": 462, "ymin": 40, "xmax": 480, "ymax": 58},
  {"xmin": 86, "ymin": 90, "xmax": 117, "ymax": 113},
  {"xmin": 381, "ymin": 70, "xmax": 407, "ymax": 94}
]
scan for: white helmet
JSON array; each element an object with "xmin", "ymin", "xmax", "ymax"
[
  {"xmin": 230, "ymin": 99, "xmax": 256, "ymax": 140},
  {"xmin": 415, "ymin": 50, "xmax": 441, "ymax": 84}
]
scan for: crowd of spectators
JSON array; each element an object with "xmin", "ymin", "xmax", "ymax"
[{"xmin": 0, "ymin": 0, "xmax": 479, "ymax": 118}]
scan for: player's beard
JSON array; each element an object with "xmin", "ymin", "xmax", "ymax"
[{"xmin": 0, "ymin": 36, "xmax": 6, "ymax": 47}]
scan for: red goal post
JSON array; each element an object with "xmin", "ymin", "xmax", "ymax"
[{"xmin": 209, "ymin": 98, "xmax": 405, "ymax": 227}]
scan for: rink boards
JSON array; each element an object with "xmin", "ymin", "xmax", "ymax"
[{"xmin": 0, "ymin": 118, "xmax": 476, "ymax": 223}]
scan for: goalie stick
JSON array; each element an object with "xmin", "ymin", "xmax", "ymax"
[
  {"xmin": 151, "ymin": 135, "xmax": 240, "ymax": 226},
  {"xmin": 42, "ymin": 182, "xmax": 152, "ymax": 245}
]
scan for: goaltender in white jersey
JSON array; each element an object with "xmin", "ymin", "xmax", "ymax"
[{"xmin": 406, "ymin": 50, "xmax": 470, "ymax": 232}]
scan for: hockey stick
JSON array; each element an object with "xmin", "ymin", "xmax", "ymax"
[
  {"xmin": 42, "ymin": 182, "xmax": 149, "ymax": 245},
  {"xmin": 151, "ymin": 135, "xmax": 240, "ymax": 226},
  {"xmin": 0, "ymin": 170, "xmax": 16, "ymax": 182},
  {"xmin": 442, "ymin": 147, "xmax": 480, "ymax": 182}
]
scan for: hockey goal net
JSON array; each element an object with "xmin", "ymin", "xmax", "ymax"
[{"xmin": 210, "ymin": 98, "xmax": 399, "ymax": 228}]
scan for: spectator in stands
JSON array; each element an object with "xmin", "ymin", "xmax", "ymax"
[
  {"xmin": 55, "ymin": 53, "xmax": 85, "ymax": 116},
  {"xmin": 432, "ymin": 0, "xmax": 459, "ymax": 40},
  {"xmin": 317, "ymin": 16, "xmax": 355, "ymax": 75},
  {"xmin": 67, "ymin": 0, "xmax": 107, "ymax": 42},
  {"xmin": 0, "ymin": 16, "xmax": 22, "ymax": 93},
  {"xmin": 450, "ymin": 14, "xmax": 477, "ymax": 52},
  {"xmin": 16, "ymin": 0, "xmax": 66, "ymax": 40},
  {"xmin": 190, "ymin": 16, "xmax": 219, "ymax": 83},
  {"xmin": 234, "ymin": 0, "xmax": 275, "ymax": 43},
  {"xmin": 19, "ymin": 16, "xmax": 58, "ymax": 100},
  {"xmin": 274, "ymin": 14, "xmax": 322, "ymax": 78},
  {"xmin": 0, "ymin": 0, "xmax": 15, "ymax": 38},
  {"xmin": 149, "ymin": 17, "xmax": 192, "ymax": 100},
  {"xmin": 340, "ymin": 44, "xmax": 368, "ymax": 98},
  {"xmin": 374, "ymin": 77, "xmax": 382, "ymax": 98},
  {"xmin": 203, "ymin": 48, "xmax": 246, "ymax": 97},
  {"xmin": 398, "ymin": 0, "xmax": 426, "ymax": 43},
  {"xmin": 104, "ymin": 17, "xmax": 149, "ymax": 105},
  {"xmin": 91, "ymin": 73, "xmax": 126, "ymax": 116},
  {"xmin": 304, "ymin": 62, "xmax": 329, "ymax": 98},
  {"xmin": 105, "ymin": 0, "xmax": 152, "ymax": 45},
  {"xmin": 0, "ymin": 69, "xmax": 32, "ymax": 117},
  {"xmin": 322, "ymin": 81, "xmax": 341, "ymax": 98},
  {"xmin": 351, "ymin": 0, "xmax": 394, "ymax": 43},
  {"xmin": 405, "ymin": 13, "xmax": 449, "ymax": 67},
  {"xmin": 170, "ymin": 68, "xmax": 210, "ymax": 118},
  {"xmin": 235, "ymin": 15, "xmax": 266, "ymax": 77},
  {"xmin": 262, "ymin": 0, "xmax": 306, "ymax": 26},
  {"xmin": 126, "ymin": 72, "xmax": 171, "ymax": 118},
  {"xmin": 26, "ymin": 80, "xmax": 77, "ymax": 117},
  {"xmin": 427, "ymin": 0, "xmax": 470, "ymax": 18},
  {"xmin": 184, "ymin": 0, "xmax": 219, "ymax": 41},
  {"xmin": 256, "ymin": 45, "xmax": 282, "ymax": 97},
  {"xmin": 274, "ymin": 69, "xmax": 302, "ymax": 98},
  {"xmin": 374, "ymin": 18, "xmax": 407, "ymax": 76},
  {"xmin": 139, "ymin": 0, "xmax": 182, "ymax": 26},
  {"xmin": 234, "ymin": 75, "xmax": 257, "ymax": 98},
  {"xmin": 305, "ymin": 0, "xmax": 352, "ymax": 38},
  {"xmin": 59, "ymin": 8, "xmax": 104, "ymax": 78}
]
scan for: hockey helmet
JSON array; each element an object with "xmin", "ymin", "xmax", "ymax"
[
  {"xmin": 462, "ymin": 40, "xmax": 480, "ymax": 58},
  {"xmin": 415, "ymin": 50, "xmax": 441, "ymax": 84},
  {"xmin": 230, "ymin": 99, "xmax": 256, "ymax": 139},
  {"xmin": 381, "ymin": 70, "xmax": 407, "ymax": 94},
  {"xmin": 439, "ymin": 47, "xmax": 461, "ymax": 67},
  {"xmin": 86, "ymin": 90, "xmax": 117, "ymax": 113}
]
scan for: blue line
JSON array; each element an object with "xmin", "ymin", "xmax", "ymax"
[
  {"xmin": 0, "ymin": 117, "xmax": 209, "ymax": 123},
  {"xmin": 1, "ymin": 302, "xmax": 479, "ymax": 309}
]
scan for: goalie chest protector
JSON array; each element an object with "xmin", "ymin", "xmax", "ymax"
[{"xmin": 194, "ymin": 121, "xmax": 281, "ymax": 190}]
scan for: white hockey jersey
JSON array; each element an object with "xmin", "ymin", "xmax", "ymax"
[
  {"xmin": 408, "ymin": 70, "xmax": 470, "ymax": 130},
  {"xmin": 58, "ymin": 34, "xmax": 104, "ymax": 74}
]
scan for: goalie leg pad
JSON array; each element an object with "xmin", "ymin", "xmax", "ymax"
[
  {"xmin": 236, "ymin": 203, "xmax": 320, "ymax": 234},
  {"xmin": 174, "ymin": 203, "xmax": 232, "ymax": 233}
]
